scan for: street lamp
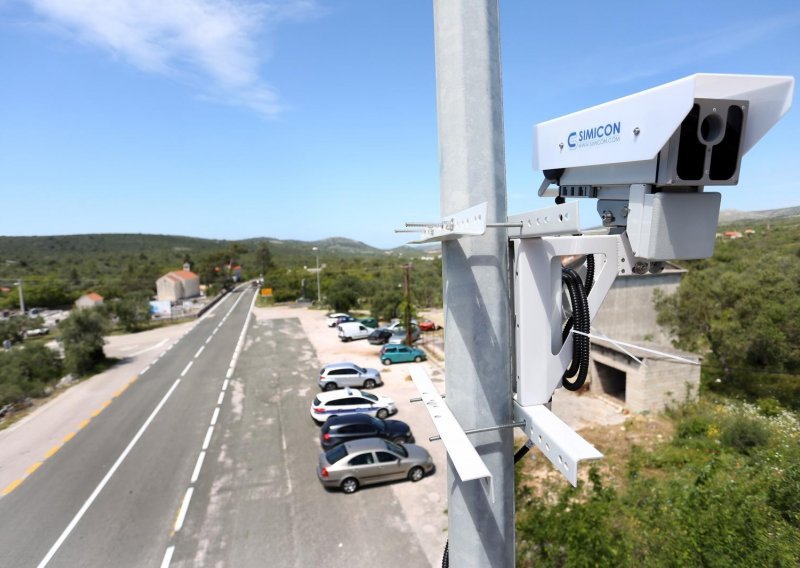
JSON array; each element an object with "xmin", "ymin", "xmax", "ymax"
[{"xmin": 312, "ymin": 247, "xmax": 321, "ymax": 305}]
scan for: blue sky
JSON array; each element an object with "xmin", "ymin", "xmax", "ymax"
[{"xmin": 0, "ymin": 0, "xmax": 798, "ymax": 249}]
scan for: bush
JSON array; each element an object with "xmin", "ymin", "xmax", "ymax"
[
  {"xmin": 59, "ymin": 308, "xmax": 110, "ymax": 376},
  {"xmin": 0, "ymin": 344, "xmax": 64, "ymax": 405},
  {"xmin": 719, "ymin": 415, "xmax": 770, "ymax": 455}
]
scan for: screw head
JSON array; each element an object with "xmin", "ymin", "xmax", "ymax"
[
  {"xmin": 559, "ymin": 142, "xmax": 564, "ymax": 150},
  {"xmin": 633, "ymin": 127, "xmax": 640, "ymax": 136}
]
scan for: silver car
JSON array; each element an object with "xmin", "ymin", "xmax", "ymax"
[
  {"xmin": 316, "ymin": 438, "xmax": 434, "ymax": 494},
  {"xmin": 318, "ymin": 362, "xmax": 382, "ymax": 391}
]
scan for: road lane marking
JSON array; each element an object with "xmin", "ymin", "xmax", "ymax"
[
  {"xmin": 130, "ymin": 338, "xmax": 168, "ymax": 357},
  {"xmin": 26, "ymin": 462, "xmax": 43, "ymax": 475},
  {"xmin": 140, "ymin": 365, "xmax": 150, "ymax": 375},
  {"xmin": 160, "ymin": 546, "xmax": 175, "ymax": 568},
  {"xmin": 180, "ymin": 361, "xmax": 193, "ymax": 377},
  {"xmin": 222, "ymin": 379, "xmax": 229, "ymax": 391},
  {"xmin": 202, "ymin": 427, "xmax": 214, "ymax": 450},
  {"xmin": 173, "ymin": 488, "xmax": 194, "ymax": 532},
  {"xmin": 2, "ymin": 479, "xmax": 23, "ymax": 495},
  {"xmin": 90, "ymin": 408, "xmax": 103, "ymax": 418},
  {"xmin": 226, "ymin": 368, "xmax": 233, "ymax": 379},
  {"xmin": 191, "ymin": 451, "xmax": 206, "ymax": 484},
  {"xmin": 217, "ymin": 391, "xmax": 224, "ymax": 405},
  {"xmin": 113, "ymin": 385, "xmax": 128, "ymax": 398},
  {"xmin": 63, "ymin": 432, "xmax": 76, "ymax": 444},
  {"xmin": 36, "ymin": 378, "xmax": 182, "ymax": 568},
  {"xmin": 44, "ymin": 445, "xmax": 61, "ymax": 459},
  {"xmin": 210, "ymin": 407, "xmax": 220, "ymax": 426},
  {"xmin": 78, "ymin": 419, "xmax": 90, "ymax": 429},
  {"xmin": 205, "ymin": 337, "xmax": 212, "ymax": 345},
  {"xmin": 194, "ymin": 346, "xmax": 205, "ymax": 358}
]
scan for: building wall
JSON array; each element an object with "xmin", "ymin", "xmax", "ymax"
[
  {"xmin": 591, "ymin": 269, "xmax": 683, "ymax": 344},
  {"xmin": 156, "ymin": 277, "xmax": 182, "ymax": 302}
]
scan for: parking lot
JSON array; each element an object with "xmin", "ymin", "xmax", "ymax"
[{"xmin": 251, "ymin": 305, "xmax": 448, "ymax": 567}]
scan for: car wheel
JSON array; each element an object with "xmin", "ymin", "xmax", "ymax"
[
  {"xmin": 341, "ymin": 478, "xmax": 359, "ymax": 494},
  {"xmin": 376, "ymin": 408, "xmax": 389, "ymax": 420},
  {"xmin": 343, "ymin": 337, "xmax": 351, "ymax": 342},
  {"xmin": 364, "ymin": 379, "xmax": 376, "ymax": 389},
  {"xmin": 408, "ymin": 466, "xmax": 424, "ymax": 482},
  {"xmin": 414, "ymin": 356, "xmax": 422, "ymax": 363},
  {"xmin": 382, "ymin": 358, "xmax": 392, "ymax": 366},
  {"xmin": 324, "ymin": 382, "xmax": 337, "ymax": 391}
]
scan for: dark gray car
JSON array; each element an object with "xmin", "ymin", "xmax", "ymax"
[
  {"xmin": 320, "ymin": 413, "xmax": 414, "ymax": 450},
  {"xmin": 317, "ymin": 438, "xmax": 434, "ymax": 494},
  {"xmin": 318, "ymin": 362, "xmax": 382, "ymax": 391}
]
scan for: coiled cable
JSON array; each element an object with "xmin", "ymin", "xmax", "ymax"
[{"xmin": 561, "ymin": 256, "xmax": 593, "ymax": 391}]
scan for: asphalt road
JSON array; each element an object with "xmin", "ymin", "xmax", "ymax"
[{"xmin": 0, "ymin": 288, "xmax": 430, "ymax": 567}]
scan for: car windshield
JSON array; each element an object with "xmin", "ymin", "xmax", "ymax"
[
  {"xmin": 384, "ymin": 440, "xmax": 407, "ymax": 457},
  {"xmin": 325, "ymin": 444, "xmax": 349, "ymax": 464},
  {"xmin": 361, "ymin": 392, "xmax": 378, "ymax": 402}
]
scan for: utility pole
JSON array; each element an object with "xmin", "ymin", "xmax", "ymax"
[
  {"xmin": 17, "ymin": 279, "xmax": 25, "ymax": 315},
  {"xmin": 433, "ymin": 1, "xmax": 514, "ymax": 566},
  {"xmin": 402, "ymin": 264, "xmax": 412, "ymax": 345},
  {"xmin": 312, "ymin": 247, "xmax": 321, "ymax": 305}
]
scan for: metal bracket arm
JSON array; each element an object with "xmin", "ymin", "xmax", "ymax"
[
  {"xmin": 513, "ymin": 401, "xmax": 603, "ymax": 486},
  {"xmin": 408, "ymin": 367, "xmax": 494, "ymax": 501},
  {"xmin": 398, "ymin": 202, "xmax": 488, "ymax": 244}
]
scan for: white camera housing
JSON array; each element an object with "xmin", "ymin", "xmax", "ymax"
[{"xmin": 533, "ymin": 73, "xmax": 794, "ymax": 260}]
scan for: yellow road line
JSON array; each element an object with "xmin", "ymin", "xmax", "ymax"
[
  {"xmin": 63, "ymin": 432, "xmax": 76, "ymax": 444},
  {"xmin": 2, "ymin": 479, "xmax": 23, "ymax": 495},
  {"xmin": 44, "ymin": 445, "xmax": 61, "ymax": 459},
  {"xmin": 25, "ymin": 462, "xmax": 43, "ymax": 475},
  {"xmin": 78, "ymin": 419, "xmax": 91, "ymax": 429},
  {"xmin": 90, "ymin": 408, "xmax": 103, "ymax": 418},
  {"xmin": 113, "ymin": 385, "xmax": 128, "ymax": 398},
  {"xmin": 101, "ymin": 400, "xmax": 111, "ymax": 409}
]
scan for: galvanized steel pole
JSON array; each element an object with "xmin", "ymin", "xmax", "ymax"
[{"xmin": 433, "ymin": 1, "xmax": 514, "ymax": 566}]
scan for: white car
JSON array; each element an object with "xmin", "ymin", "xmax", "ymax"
[
  {"xmin": 310, "ymin": 388, "xmax": 397, "ymax": 425},
  {"xmin": 337, "ymin": 322, "xmax": 375, "ymax": 342},
  {"xmin": 325, "ymin": 312, "xmax": 350, "ymax": 327}
]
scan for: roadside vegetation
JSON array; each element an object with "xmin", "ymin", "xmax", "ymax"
[{"xmin": 516, "ymin": 395, "xmax": 800, "ymax": 566}]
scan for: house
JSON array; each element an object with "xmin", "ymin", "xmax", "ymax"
[
  {"xmin": 156, "ymin": 270, "xmax": 200, "ymax": 302},
  {"xmin": 577, "ymin": 261, "xmax": 701, "ymax": 412},
  {"xmin": 75, "ymin": 292, "xmax": 104, "ymax": 309}
]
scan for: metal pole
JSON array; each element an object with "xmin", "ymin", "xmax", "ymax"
[
  {"xmin": 17, "ymin": 279, "xmax": 25, "ymax": 315},
  {"xmin": 433, "ymin": 1, "xmax": 514, "ymax": 566},
  {"xmin": 312, "ymin": 247, "xmax": 321, "ymax": 305}
]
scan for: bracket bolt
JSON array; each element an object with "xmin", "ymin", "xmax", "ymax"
[
  {"xmin": 601, "ymin": 210, "xmax": 615, "ymax": 225},
  {"xmin": 633, "ymin": 127, "xmax": 640, "ymax": 136},
  {"xmin": 559, "ymin": 142, "xmax": 564, "ymax": 150}
]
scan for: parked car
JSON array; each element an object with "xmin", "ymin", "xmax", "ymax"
[
  {"xmin": 326, "ymin": 313, "xmax": 350, "ymax": 327},
  {"xmin": 386, "ymin": 319, "xmax": 418, "ymax": 331},
  {"xmin": 379, "ymin": 344, "xmax": 427, "ymax": 365},
  {"xmin": 317, "ymin": 438, "xmax": 434, "ymax": 494},
  {"xmin": 319, "ymin": 414, "xmax": 414, "ymax": 450},
  {"xmin": 310, "ymin": 388, "xmax": 397, "ymax": 424},
  {"xmin": 387, "ymin": 325, "xmax": 422, "ymax": 344},
  {"xmin": 337, "ymin": 322, "xmax": 375, "ymax": 342},
  {"xmin": 319, "ymin": 362, "xmax": 382, "ymax": 391},
  {"xmin": 334, "ymin": 315, "xmax": 358, "ymax": 326},
  {"xmin": 367, "ymin": 328, "xmax": 394, "ymax": 345},
  {"xmin": 359, "ymin": 317, "xmax": 379, "ymax": 329},
  {"xmin": 418, "ymin": 318, "xmax": 439, "ymax": 332}
]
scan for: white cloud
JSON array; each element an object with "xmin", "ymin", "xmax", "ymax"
[{"xmin": 25, "ymin": 0, "xmax": 320, "ymax": 116}]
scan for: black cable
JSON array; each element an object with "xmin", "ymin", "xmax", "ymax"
[{"xmin": 561, "ymin": 259, "xmax": 592, "ymax": 391}]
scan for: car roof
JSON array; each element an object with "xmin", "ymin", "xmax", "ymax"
[
  {"xmin": 322, "ymin": 362, "xmax": 361, "ymax": 371},
  {"xmin": 315, "ymin": 387, "xmax": 364, "ymax": 403},
  {"xmin": 326, "ymin": 413, "xmax": 376, "ymax": 426},
  {"xmin": 343, "ymin": 438, "xmax": 391, "ymax": 452}
]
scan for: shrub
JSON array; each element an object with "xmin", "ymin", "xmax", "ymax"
[{"xmin": 719, "ymin": 415, "xmax": 770, "ymax": 454}]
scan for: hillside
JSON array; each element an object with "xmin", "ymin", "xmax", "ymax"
[{"xmin": 718, "ymin": 205, "xmax": 800, "ymax": 224}]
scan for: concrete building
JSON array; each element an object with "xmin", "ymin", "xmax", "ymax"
[
  {"xmin": 75, "ymin": 292, "xmax": 104, "ymax": 309},
  {"xmin": 587, "ymin": 262, "xmax": 701, "ymax": 412},
  {"xmin": 156, "ymin": 270, "xmax": 200, "ymax": 302}
]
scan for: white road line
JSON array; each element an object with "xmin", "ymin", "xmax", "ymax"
[
  {"xmin": 160, "ymin": 546, "xmax": 175, "ymax": 568},
  {"xmin": 222, "ymin": 379, "xmax": 229, "ymax": 391},
  {"xmin": 205, "ymin": 336, "xmax": 212, "ymax": 345},
  {"xmin": 202, "ymin": 427, "xmax": 214, "ymax": 450},
  {"xmin": 180, "ymin": 362, "xmax": 193, "ymax": 377},
  {"xmin": 210, "ymin": 407, "xmax": 220, "ymax": 426},
  {"xmin": 174, "ymin": 488, "xmax": 194, "ymax": 532},
  {"xmin": 141, "ymin": 365, "xmax": 150, "ymax": 375},
  {"xmin": 36, "ymin": 378, "xmax": 182, "ymax": 568},
  {"xmin": 130, "ymin": 338, "xmax": 169, "ymax": 357},
  {"xmin": 226, "ymin": 368, "xmax": 233, "ymax": 379},
  {"xmin": 194, "ymin": 346, "xmax": 205, "ymax": 359},
  {"xmin": 217, "ymin": 391, "xmax": 224, "ymax": 405},
  {"xmin": 190, "ymin": 451, "xmax": 206, "ymax": 484}
]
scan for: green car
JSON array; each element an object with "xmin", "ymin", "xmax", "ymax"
[
  {"xmin": 380, "ymin": 344, "xmax": 427, "ymax": 365},
  {"xmin": 359, "ymin": 317, "xmax": 379, "ymax": 329}
]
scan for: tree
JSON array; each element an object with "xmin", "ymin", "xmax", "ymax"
[
  {"xmin": 109, "ymin": 293, "xmax": 151, "ymax": 332},
  {"xmin": 59, "ymin": 308, "xmax": 111, "ymax": 376},
  {"xmin": 255, "ymin": 242, "xmax": 274, "ymax": 275},
  {"xmin": 326, "ymin": 275, "xmax": 363, "ymax": 312}
]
